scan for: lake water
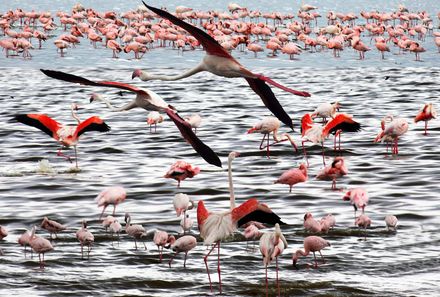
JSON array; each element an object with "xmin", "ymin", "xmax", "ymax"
[{"xmin": 0, "ymin": 1, "xmax": 439, "ymax": 296}]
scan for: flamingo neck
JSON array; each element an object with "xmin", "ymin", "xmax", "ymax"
[
  {"xmin": 228, "ymin": 156, "xmax": 236, "ymax": 210},
  {"xmin": 141, "ymin": 63, "xmax": 205, "ymax": 81},
  {"xmin": 71, "ymin": 107, "xmax": 81, "ymax": 124},
  {"xmin": 294, "ymin": 248, "xmax": 309, "ymax": 261},
  {"xmin": 98, "ymin": 96, "xmax": 132, "ymax": 112}
]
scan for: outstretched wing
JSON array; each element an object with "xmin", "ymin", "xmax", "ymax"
[
  {"xmin": 322, "ymin": 114, "xmax": 361, "ymax": 137},
  {"xmin": 232, "ymin": 199, "xmax": 286, "ymax": 227},
  {"xmin": 75, "ymin": 116, "xmax": 111, "ymax": 138},
  {"xmin": 40, "ymin": 69, "xmax": 148, "ymax": 95},
  {"xmin": 15, "ymin": 114, "xmax": 61, "ymax": 140},
  {"xmin": 165, "ymin": 109, "xmax": 222, "ymax": 168},
  {"xmin": 245, "ymin": 78, "xmax": 294, "ymax": 130},
  {"xmin": 143, "ymin": 2, "xmax": 232, "ymax": 59}
]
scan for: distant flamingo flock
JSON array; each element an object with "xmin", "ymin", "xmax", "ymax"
[{"xmin": 1, "ymin": 2, "xmax": 439, "ymax": 296}]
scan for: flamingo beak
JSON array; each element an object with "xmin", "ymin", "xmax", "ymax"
[{"xmin": 132, "ymin": 69, "xmax": 141, "ymax": 79}]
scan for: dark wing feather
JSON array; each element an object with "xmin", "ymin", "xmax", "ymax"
[
  {"xmin": 245, "ymin": 78, "xmax": 294, "ymax": 130},
  {"xmin": 40, "ymin": 69, "xmax": 148, "ymax": 95},
  {"xmin": 143, "ymin": 2, "xmax": 232, "ymax": 59},
  {"xmin": 165, "ymin": 109, "xmax": 222, "ymax": 168},
  {"xmin": 328, "ymin": 121, "xmax": 361, "ymax": 134},
  {"xmin": 15, "ymin": 114, "xmax": 60, "ymax": 140},
  {"xmin": 238, "ymin": 210, "xmax": 286, "ymax": 228},
  {"xmin": 75, "ymin": 116, "xmax": 111, "ymax": 138}
]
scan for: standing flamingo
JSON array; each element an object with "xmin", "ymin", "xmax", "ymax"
[
  {"xmin": 101, "ymin": 215, "xmax": 115, "ymax": 232},
  {"xmin": 109, "ymin": 218, "xmax": 122, "ymax": 246},
  {"xmin": 29, "ymin": 226, "xmax": 54, "ymax": 269},
  {"xmin": 153, "ymin": 230, "xmax": 171, "ymax": 262},
  {"xmin": 167, "ymin": 235, "xmax": 197, "ymax": 268},
  {"xmin": 76, "ymin": 220, "xmax": 94, "ymax": 259},
  {"xmin": 414, "ymin": 103, "xmax": 437, "ymax": 135},
  {"xmin": 319, "ymin": 214, "xmax": 336, "ymax": 233},
  {"xmin": 183, "ymin": 114, "xmax": 202, "ymax": 134},
  {"xmin": 243, "ymin": 223, "xmax": 262, "ymax": 251},
  {"xmin": 164, "ymin": 161, "xmax": 200, "ymax": 187},
  {"xmin": 247, "ymin": 116, "xmax": 298, "ymax": 158},
  {"xmin": 146, "ymin": 111, "xmax": 164, "ymax": 133},
  {"xmin": 180, "ymin": 214, "xmax": 194, "ymax": 234},
  {"xmin": 274, "ymin": 163, "xmax": 308, "ymax": 193},
  {"xmin": 355, "ymin": 214, "xmax": 371, "ymax": 240},
  {"xmin": 385, "ymin": 215, "xmax": 398, "ymax": 231},
  {"xmin": 15, "ymin": 103, "xmax": 110, "ymax": 169},
  {"xmin": 311, "ymin": 101, "xmax": 340, "ymax": 123},
  {"xmin": 259, "ymin": 223, "xmax": 287, "ymax": 297},
  {"xmin": 197, "ymin": 152, "xmax": 285, "ymax": 294},
  {"xmin": 374, "ymin": 115, "xmax": 408, "ymax": 155},
  {"xmin": 96, "ymin": 186, "xmax": 127, "ymax": 219},
  {"xmin": 292, "ymin": 236, "xmax": 330, "ymax": 268},
  {"xmin": 41, "ymin": 217, "xmax": 66, "ymax": 239},
  {"xmin": 40, "ymin": 69, "xmax": 221, "ymax": 167},
  {"xmin": 316, "ymin": 156, "xmax": 348, "ymax": 190},
  {"xmin": 321, "ymin": 113, "xmax": 361, "ymax": 152},
  {"xmin": 124, "ymin": 213, "xmax": 147, "ymax": 250},
  {"xmin": 18, "ymin": 228, "xmax": 32, "ymax": 256},
  {"xmin": 136, "ymin": 3, "xmax": 311, "ymax": 130},
  {"xmin": 342, "ymin": 188, "xmax": 369, "ymax": 222}
]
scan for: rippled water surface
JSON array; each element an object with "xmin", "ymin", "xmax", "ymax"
[{"xmin": 1, "ymin": 0, "xmax": 440, "ymax": 296}]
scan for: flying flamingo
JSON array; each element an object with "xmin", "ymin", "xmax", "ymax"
[
  {"xmin": 274, "ymin": 163, "xmax": 308, "ymax": 193},
  {"xmin": 164, "ymin": 160, "xmax": 200, "ymax": 187},
  {"xmin": 76, "ymin": 220, "xmax": 94, "ymax": 259},
  {"xmin": 342, "ymin": 188, "xmax": 369, "ymax": 222},
  {"xmin": 316, "ymin": 156, "xmax": 348, "ymax": 190},
  {"xmin": 414, "ymin": 103, "xmax": 437, "ymax": 135},
  {"xmin": 197, "ymin": 152, "xmax": 285, "ymax": 294},
  {"xmin": 40, "ymin": 217, "xmax": 66, "ymax": 239},
  {"xmin": 15, "ymin": 103, "xmax": 110, "ymax": 169},
  {"xmin": 385, "ymin": 215, "xmax": 398, "ymax": 231},
  {"xmin": 96, "ymin": 186, "xmax": 127, "ymax": 219},
  {"xmin": 0, "ymin": 225, "xmax": 8, "ymax": 255},
  {"xmin": 247, "ymin": 116, "xmax": 298, "ymax": 158},
  {"xmin": 40, "ymin": 69, "xmax": 221, "ymax": 168},
  {"xmin": 259, "ymin": 223, "xmax": 287, "ymax": 297},
  {"xmin": 292, "ymin": 235, "xmax": 330, "ymax": 268},
  {"xmin": 124, "ymin": 213, "xmax": 147, "ymax": 250},
  {"xmin": 136, "ymin": 3, "xmax": 311, "ymax": 130},
  {"xmin": 29, "ymin": 226, "xmax": 54, "ymax": 269},
  {"xmin": 167, "ymin": 235, "xmax": 197, "ymax": 268}
]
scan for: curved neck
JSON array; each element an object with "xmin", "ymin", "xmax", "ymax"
[
  {"xmin": 143, "ymin": 63, "xmax": 205, "ymax": 81},
  {"xmin": 228, "ymin": 157, "xmax": 236, "ymax": 210},
  {"xmin": 294, "ymin": 248, "xmax": 308, "ymax": 259},
  {"xmin": 71, "ymin": 107, "xmax": 81, "ymax": 124},
  {"xmin": 98, "ymin": 96, "xmax": 134, "ymax": 112}
]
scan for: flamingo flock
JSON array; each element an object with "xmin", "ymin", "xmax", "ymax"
[{"xmin": 1, "ymin": 2, "xmax": 438, "ymax": 296}]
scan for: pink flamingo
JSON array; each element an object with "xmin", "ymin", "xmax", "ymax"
[
  {"xmin": 101, "ymin": 215, "xmax": 115, "ymax": 232},
  {"xmin": 247, "ymin": 116, "xmax": 298, "ymax": 158},
  {"xmin": 274, "ymin": 163, "xmax": 308, "ymax": 193},
  {"xmin": 375, "ymin": 37, "xmax": 390, "ymax": 59},
  {"xmin": 136, "ymin": 3, "xmax": 311, "ymax": 130},
  {"xmin": 96, "ymin": 186, "xmax": 126, "ymax": 219},
  {"xmin": 281, "ymin": 42, "xmax": 302, "ymax": 60},
  {"xmin": 303, "ymin": 212, "xmax": 322, "ymax": 233},
  {"xmin": 409, "ymin": 42, "xmax": 425, "ymax": 61},
  {"xmin": 0, "ymin": 225, "xmax": 8, "ymax": 255},
  {"xmin": 414, "ymin": 103, "xmax": 437, "ymax": 135},
  {"xmin": 40, "ymin": 217, "xmax": 66, "ymax": 239},
  {"xmin": 316, "ymin": 157, "xmax": 348, "ymax": 190},
  {"xmin": 124, "ymin": 213, "xmax": 147, "ymax": 250},
  {"xmin": 107, "ymin": 39, "xmax": 123, "ymax": 58},
  {"xmin": 374, "ymin": 115, "xmax": 408, "ymax": 155},
  {"xmin": 167, "ymin": 235, "xmax": 197, "ymax": 268},
  {"xmin": 300, "ymin": 113, "xmax": 326, "ymax": 165},
  {"xmin": 40, "ymin": 69, "xmax": 221, "ymax": 167},
  {"xmin": 197, "ymin": 152, "xmax": 284, "ymax": 294},
  {"xmin": 247, "ymin": 42, "xmax": 264, "ymax": 57},
  {"xmin": 18, "ymin": 228, "xmax": 32, "ymax": 256},
  {"xmin": 385, "ymin": 215, "xmax": 398, "ymax": 231},
  {"xmin": 76, "ymin": 220, "xmax": 94, "ymax": 259},
  {"xmin": 355, "ymin": 214, "xmax": 371, "ymax": 240},
  {"xmin": 109, "ymin": 218, "xmax": 122, "ymax": 246},
  {"xmin": 164, "ymin": 161, "xmax": 200, "ymax": 187},
  {"xmin": 259, "ymin": 223, "xmax": 287, "ymax": 297},
  {"xmin": 29, "ymin": 226, "xmax": 54, "ymax": 269},
  {"xmin": 319, "ymin": 214, "xmax": 336, "ymax": 233},
  {"xmin": 321, "ymin": 113, "xmax": 361, "ymax": 153},
  {"xmin": 146, "ymin": 111, "xmax": 164, "ymax": 133},
  {"xmin": 292, "ymin": 236, "xmax": 330, "ymax": 268},
  {"xmin": 153, "ymin": 230, "xmax": 171, "ymax": 262},
  {"xmin": 243, "ymin": 223, "xmax": 262, "ymax": 251},
  {"xmin": 343, "ymin": 188, "xmax": 369, "ymax": 222}
]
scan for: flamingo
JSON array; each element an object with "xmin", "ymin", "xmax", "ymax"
[
  {"xmin": 300, "ymin": 113, "xmax": 326, "ymax": 165},
  {"xmin": 274, "ymin": 163, "xmax": 308, "ymax": 193},
  {"xmin": 153, "ymin": 230, "xmax": 170, "ymax": 262},
  {"xmin": 40, "ymin": 69, "xmax": 221, "ymax": 168},
  {"xmin": 101, "ymin": 215, "xmax": 116, "ymax": 232},
  {"xmin": 311, "ymin": 101, "xmax": 340, "ymax": 123},
  {"xmin": 385, "ymin": 215, "xmax": 398, "ymax": 231},
  {"xmin": 164, "ymin": 161, "xmax": 200, "ymax": 187},
  {"xmin": 321, "ymin": 113, "xmax": 361, "ymax": 153},
  {"xmin": 29, "ymin": 226, "xmax": 54, "ymax": 269},
  {"xmin": 180, "ymin": 214, "xmax": 194, "ymax": 234},
  {"xmin": 197, "ymin": 152, "xmax": 285, "ymax": 294},
  {"xmin": 316, "ymin": 156, "xmax": 348, "ymax": 190},
  {"xmin": 136, "ymin": 3, "xmax": 311, "ymax": 130},
  {"xmin": 167, "ymin": 235, "xmax": 197, "ymax": 268},
  {"xmin": 355, "ymin": 214, "xmax": 371, "ymax": 240},
  {"xmin": 303, "ymin": 212, "xmax": 322, "ymax": 233},
  {"xmin": 173, "ymin": 193, "xmax": 195, "ymax": 230},
  {"xmin": 76, "ymin": 220, "xmax": 94, "ymax": 259},
  {"xmin": 15, "ymin": 103, "xmax": 110, "ymax": 168},
  {"xmin": 342, "ymin": 188, "xmax": 369, "ymax": 222},
  {"xmin": 124, "ymin": 213, "xmax": 147, "ymax": 250},
  {"xmin": 40, "ymin": 217, "xmax": 66, "ymax": 239},
  {"xmin": 0, "ymin": 225, "xmax": 8, "ymax": 255},
  {"xmin": 414, "ymin": 103, "xmax": 437, "ymax": 135},
  {"xmin": 18, "ymin": 228, "xmax": 32, "ymax": 256},
  {"xmin": 374, "ymin": 115, "xmax": 408, "ymax": 155},
  {"xmin": 243, "ymin": 223, "xmax": 262, "ymax": 251},
  {"xmin": 292, "ymin": 236, "xmax": 330, "ymax": 268},
  {"xmin": 259, "ymin": 223, "xmax": 287, "ymax": 297},
  {"xmin": 109, "ymin": 218, "xmax": 122, "ymax": 246},
  {"xmin": 247, "ymin": 116, "xmax": 298, "ymax": 158},
  {"xmin": 319, "ymin": 214, "xmax": 336, "ymax": 233},
  {"xmin": 183, "ymin": 114, "xmax": 202, "ymax": 133},
  {"xmin": 96, "ymin": 186, "xmax": 127, "ymax": 219},
  {"xmin": 146, "ymin": 111, "xmax": 164, "ymax": 133}
]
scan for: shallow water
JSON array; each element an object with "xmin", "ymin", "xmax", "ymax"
[{"xmin": 1, "ymin": 1, "xmax": 440, "ymax": 296}]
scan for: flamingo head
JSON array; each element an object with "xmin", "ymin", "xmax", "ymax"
[
  {"xmin": 131, "ymin": 69, "xmax": 142, "ymax": 79},
  {"xmin": 228, "ymin": 151, "xmax": 240, "ymax": 161},
  {"xmin": 90, "ymin": 93, "xmax": 104, "ymax": 103},
  {"xmin": 304, "ymin": 212, "xmax": 313, "ymax": 221},
  {"xmin": 71, "ymin": 103, "xmax": 80, "ymax": 111}
]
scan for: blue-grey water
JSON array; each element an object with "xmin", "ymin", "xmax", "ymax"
[{"xmin": 0, "ymin": 0, "xmax": 439, "ymax": 296}]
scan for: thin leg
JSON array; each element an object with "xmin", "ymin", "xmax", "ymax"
[
  {"xmin": 99, "ymin": 205, "xmax": 107, "ymax": 220},
  {"xmin": 289, "ymin": 185, "xmax": 292, "ymax": 193},
  {"xmin": 134, "ymin": 238, "xmax": 138, "ymax": 250},
  {"xmin": 319, "ymin": 251, "xmax": 326, "ymax": 264},
  {"xmin": 313, "ymin": 251, "xmax": 318, "ymax": 268},
  {"xmin": 142, "ymin": 239, "xmax": 147, "ymax": 250},
  {"xmin": 159, "ymin": 246, "xmax": 163, "ymax": 262},
  {"xmin": 203, "ymin": 241, "xmax": 219, "ymax": 293},
  {"xmin": 218, "ymin": 241, "xmax": 222, "ymax": 294},
  {"xmin": 81, "ymin": 243, "xmax": 84, "ymax": 259},
  {"xmin": 424, "ymin": 121, "xmax": 427, "ymax": 135},
  {"xmin": 168, "ymin": 252, "xmax": 177, "ymax": 268},
  {"xmin": 265, "ymin": 264, "xmax": 268, "ymax": 297},
  {"xmin": 302, "ymin": 141, "xmax": 309, "ymax": 167},
  {"xmin": 276, "ymin": 256, "xmax": 280, "ymax": 297},
  {"xmin": 267, "ymin": 132, "xmax": 270, "ymax": 158},
  {"xmin": 322, "ymin": 143, "xmax": 326, "ymax": 165},
  {"xmin": 259, "ymin": 133, "xmax": 267, "ymax": 150},
  {"xmin": 184, "ymin": 251, "xmax": 188, "ymax": 268},
  {"xmin": 74, "ymin": 146, "xmax": 78, "ymax": 168}
]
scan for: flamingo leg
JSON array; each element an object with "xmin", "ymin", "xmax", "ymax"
[
  {"xmin": 259, "ymin": 133, "xmax": 267, "ymax": 150},
  {"xmin": 313, "ymin": 251, "xmax": 318, "ymax": 268},
  {"xmin": 424, "ymin": 121, "xmax": 427, "ymax": 135},
  {"xmin": 302, "ymin": 141, "xmax": 310, "ymax": 167},
  {"xmin": 99, "ymin": 205, "xmax": 107, "ymax": 220},
  {"xmin": 203, "ymin": 242, "xmax": 219, "ymax": 293},
  {"xmin": 332, "ymin": 178, "xmax": 336, "ymax": 190},
  {"xmin": 142, "ymin": 238, "xmax": 147, "ymax": 250},
  {"xmin": 134, "ymin": 238, "xmax": 138, "ymax": 250},
  {"xmin": 319, "ymin": 251, "xmax": 326, "ymax": 264},
  {"xmin": 276, "ymin": 256, "xmax": 280, "ymax": 297},
  {"xmin": 218, "ymin": 241, "xmax": 222, "ymax": 294},
  {"xmin": 168, "ymin": 251, "xmax": 177, "ymax": 267},
  {"xmin": 322, "ymin": 143, "xmax": 326, "ymax": 165},
  {"xmin": 57, "ymin": 148, "xmax": 72, "ymax": 163},
  {"xmin": 267, "ymin": 132, "xmax": 270, "ymax": 158},
  {"xmin": 74, "ymin": 145, "xmax": 78, "ymax": 168},
  {"xmin": 177, "ymin": 180, "xmax": 180, "ymax": 188},
  {"xmin": 265, "ymin": 264, "xmax": 268, "ymax": 297},
  {"xmin": 184, "ymin": 251, "xmax": 188, "ymax": 268},
  {"xmin": 80, "ymin": 243, "xmax": 84, "ymax": 259}
]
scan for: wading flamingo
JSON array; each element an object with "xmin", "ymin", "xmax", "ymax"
[
  {"xmin": 414, "ymin": 103, "xmax": 436, "ymax": 135},
  {"xmin": 316, "ymin": 156, "xmax": 348, "ymax": 190},
  {"xmin": 146, "ymin": 111, "xmax": 164, "ymax": 133},
  {"xmin": 40, "ymin": 69, "xmax": 221, "ymax": 167},
  {"xmin": 274, "ymin": 163, "xmax": 308, "ymax": 193},
  {"xmin": 109, "ymin": 218, "xmax": 122, "ymax": 246},
  {"xmin": 374, "ymin": 115, "xmax": 408, "ymax": 155},
  {"xmin": 29, "ymin": 226, "xmax": 54, "ymax": 269},
  {"xmin": 311, "ymin": 101, "xmax": 340, "ymax": 123},
  {"xmin": 40, "ymin": 217, "xmax": 66, "ymax": 239},
  {"xmin": 124, "ymin": 213, "xmax": 147, "ymax": 250},
  {"xmin": 15, "ymin": 103, "xmax": 110, "ymax": 169},
  {"xmin": 321, "ymin": 113, "xmax": 361, "ymax": 152},
  {"xmin": 96, "ymin": 186, "xmax": 127, "ymax": 219},
  {"xmin": 385, "ymin": 215, "xmax": 398, "ymax": 231},
  {"xmin": 167, "ymin": 235, "xmax": 197, "ymax": 268},
  {"xmin": 259, "ymin": 223, "xmax": 287, "ymax": 297},
  {"xmin": 153, "ymin": 230, "xmax": 171, "ymax": 262},
  {"xmin": 136, "ymin": 3, "xmax": 311, "ymax": 130},
  {"xmin": 197, "ymin": 152, "xmax": 285, "ymax": 294},
  {"xmin": 18, "ymin": 228, "xmax": 32, "ymax": 257},
  {"xmin": 0, "ymin": 225, "xmax": 8, "ymax": 255},
  {"xmin": 76, "ymin": 220, "xmax": 94, "ymax": 259},
  {"xmin": 292, "ymin": 235, "xmax": 330, "ymax": 268},
  {"xmin": 164, "ymin": 161, "xmax": 200, "ymax": 187},
  {"xmin": 342, "ymin": 188, "xmax": 369, "ymax": 222}
]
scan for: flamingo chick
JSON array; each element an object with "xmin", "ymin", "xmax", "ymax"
[
  {"xmin": 292, "ymin": 236, "xmax": 330, "ymax": 268},
  {"xmin": 96, "ymin": 186, "xmax": 127, "ymax": 219},
  {"xmin": 167, "ymin": 235, "xmax": 197, "ymax": 268}
]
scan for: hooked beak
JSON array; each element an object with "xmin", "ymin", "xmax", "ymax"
[{"xmin": 132, "ymin": 69, "xmax": 141, "ymax": 79}]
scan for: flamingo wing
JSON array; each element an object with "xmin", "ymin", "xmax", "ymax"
[
  {"xmin": 143, "ymin": 2, "xmax": 233, "ymax": 59},
  {"xmin": 245, "ymin": 78, "xmax": 294, "ymax": 130},
  {"xmin": 75, "ymin": 116, "xmax": 111, "ymax": 138},
  {"xmin": 40, "ymin": 69, "xmax": 148, "ymax": 95},
  {"xmin": 15, "ymin": 114, "xmax": 61, "ymax": 140},
  {"xmin": 322, "ymin": 114, "xmax": 361, "ymax": 137},
  {"xmin": 165, "ymin": 109, "xmax": 222, "ymax": 167},
  {"xmin": 233, "ymin": 199, "xmax": 285, "ymax": 227}
]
